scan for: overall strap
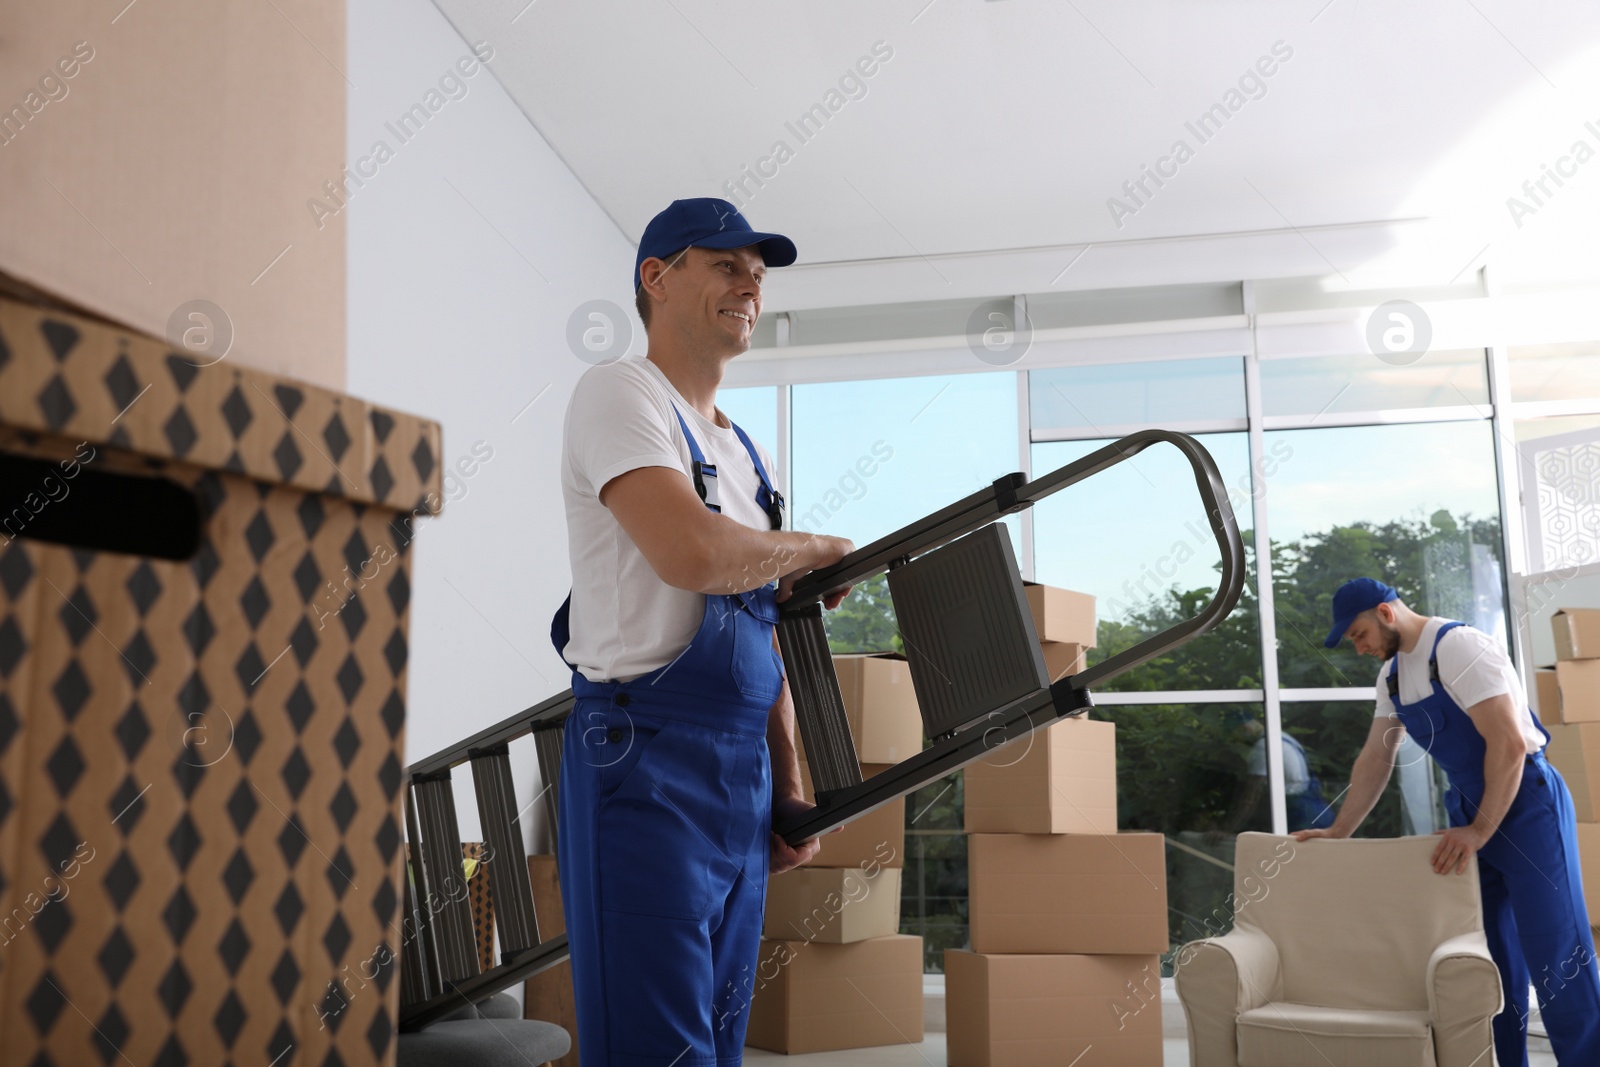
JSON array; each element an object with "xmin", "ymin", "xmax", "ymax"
[
  {"xmin": 671, "ymin": 406, "xmax": 721, "ymax": 512},
  {"xmin": 729, "ymin": 421, "xmax": 784, "ymax": 530},
  {"xmin": 1385, "ymin": 621, "xmax": 1467, "ymax": 698},
  {"xmin": 670, "ymin": 404, "xmax": 785, "ymax": 531}
]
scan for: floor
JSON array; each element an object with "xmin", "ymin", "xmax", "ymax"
[{"xmin": 743, "ymin": 979, "xmax": 1561, "ymax": 1065}]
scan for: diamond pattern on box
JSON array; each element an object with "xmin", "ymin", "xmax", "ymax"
[
  {"xmin": 0, "ymin": 295, "xmax": 442, "ymax": 1067},
  {"xmin": 462, "ymin": 842, "xmax": 496, "ymax": 973}
]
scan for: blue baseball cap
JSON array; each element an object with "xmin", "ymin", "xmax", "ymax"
[
  {"xmin": 632, "ymin": 198, "xmax": 797, "ymax": 293},
  {"xmin": 1324, "ymin": 578, "xmax": 1399, "ymax": 648}
]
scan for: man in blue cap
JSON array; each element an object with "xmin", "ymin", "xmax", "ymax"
[
  {"xmin": 551, "ymin": 198, "xmax": 856, "ymax": 1065},
  {"xmin": 1295, "ymin": 577, "xmax": 1600, "ymax": 1066}
]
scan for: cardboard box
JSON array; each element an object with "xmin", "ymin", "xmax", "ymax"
[
  {"xmin": 1023, "ymin": 582, "xmax": 1097, "ymax": 648},
  {"xmin": 1040, "ymin": 641, "xmax": 1087, "ymax": 683},
  {"xmin": 800, "ymin": 762, "xmax": 906, "ymax": 870},
  {"xmin": 1536, "ymin": 669, "xmax": 1562, "ymax": 722},
  {"xmin": 744, "ymin": 935, "xmax": 923, "ymax": 1054},
  {"xmin": 968, "ymin": 833, "xmax": 1168, "ymax": 954},
  {"xmin": 945, "ymin": 950, "xmax": 1163, "ymax": 1067},
  {"xmin": 764, "ymin": 866, "xmax": 902, "ymax": 944},
  {"xmin": 1555, "ymin": 659, "xmax": 1600, "ymax": 723},
  {"xmin": 1579, "ymin": 823, "xmax": 1600, "ymax": 926},
  {"xmin": 1544, "ymin": 723, "xmax": 1600, "ymax": 822},
  {"xmin": 525, "ymin": 856, "xmax": 578, "ymax": 1067},
  {"xmin": 0, "ymin": 4, "xmax": 346, "ymax": 388},
  {"xmin": 1554, "ymin": 608, "xmax": 1600, "ymax": 661},
  {"xmin": 464, "ymin": 842, "xmax": 495, "ymax": 972},
  {"xmin": 0, "ymin": 298, "xmax": 442, "ymax": 1066},
  {"xmin": 964, "ymin": 717, "xmax": 1116, "ymax": 834},
  {"xmin": 826, "ymin": 653, "xmax": 924, "ymax": 764}
]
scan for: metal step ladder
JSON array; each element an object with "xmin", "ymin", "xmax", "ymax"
[{"xmin": 397, "ymin": 428, "xmax": 1244, "ymax": 1031}]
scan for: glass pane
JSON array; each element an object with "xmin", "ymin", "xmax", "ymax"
[
  {"xmin": 1260, "ymin": 350, "xmax": 1488, "ymax": 418},
  {"xmin": 1281, "ymin": 701, "xmax": 1447, "ymax": 838},
  {"xmin": 716, "ymin": 385, "xmax": 778, "ymax": 459},
  {"xmin": 792, "ymin": 373, "xmax": 1017, "ymax": 544},
  {"xmin": 1508, "ymin": 341, "xmax": 1600, "ymax": 404},
  {"xmin": 1029, "ymin": 357, "xmax": 1245, "ymax": 432},
  {"xmin": 1264, "ymin": 421, "xmax": 1506, "ymax": 689},
  {"xmin": 900, "ymin": 772, "xmax": 966, "ymax": 973},
  {"xmin": 1032, "ymin": 434, "xmax": 1262, "ymax": 691},
  {"xmin": 793, "ymin": 373, "xmax": 1018, "ymax": 654},
  {"xmin": 1098, "ymin": 703, "xmax": 1268, "ymax": 968}
]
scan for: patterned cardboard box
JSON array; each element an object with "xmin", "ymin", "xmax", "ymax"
[
  {"xmin": 0, "ymin": 294, "xmax": 442, "ymax": 1066},
  {"xmin": 462, "ymin": 842, "xmax": 495, "ymax": 974}
]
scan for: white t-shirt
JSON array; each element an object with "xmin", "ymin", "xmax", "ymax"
[
  {"xmin": 559, "ymin": 357, "xmax": 779, "ymax": 683},
  {"xmin": 1247, "ymin": 736, "xmax": 1310, "ymax": 792},
  {"xmin": 1373, "ymin": 617, "xmax": 1544, "ymax": 753}
]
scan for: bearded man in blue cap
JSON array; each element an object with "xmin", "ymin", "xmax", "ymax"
[
  {"xmin": 550, "ymin": 198, "xmax": 855, "ymax": 1065},
  {"xmin": 1296, "ymin": 577, "xmax": 1600, "ymax": 1066}
]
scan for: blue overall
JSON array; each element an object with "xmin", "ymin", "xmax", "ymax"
[
  {"xmin": 1389, "ymin": 622, "xmax": 1600, "ymax": 1067},
  {"xmin": 551, "ymin": 406, "xmax": 786, "ymax": 1066},
  {"xmin": 1283, "ymin": 734, "xmax": 1335, "ymax": 832}
]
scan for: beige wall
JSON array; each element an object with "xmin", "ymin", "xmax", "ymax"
[{"xmin": 0, "ymin": 0, "xmax": 345, "ymax": 389}]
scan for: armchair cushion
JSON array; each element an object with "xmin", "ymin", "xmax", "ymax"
[{"xmin": 1236, "ymin": 1002, "xmax": 1434, "ymax": 1067}]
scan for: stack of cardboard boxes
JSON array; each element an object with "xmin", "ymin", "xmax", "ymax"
[
  {"xmin": 949, "ymin": 584, "xmax": 1169, "ymax": 1067},
  {"xmin": 745, "ymin": 654, "xmax": 926, "ymax": 1054},
  {"xmin": 1538, "ymin": 609, "xmax": 1600, "ymax": 927}
]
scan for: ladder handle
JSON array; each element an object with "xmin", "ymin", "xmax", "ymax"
[
  {"xmin": 781, "ymin": 429, "xmax": 1245, "ymax": 691},
  {"xmin": 1031, "ymin": 429, "xmax": 1245, "ymax": 690}
]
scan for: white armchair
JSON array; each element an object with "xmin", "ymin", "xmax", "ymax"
[{"xmin": 1174, "ymin": 833, "xmax": 1502, "ymax": 1067}]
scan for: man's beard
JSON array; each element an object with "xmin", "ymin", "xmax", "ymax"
[{"xmin": 1378, "ymin": 622, "xmax": 1402, "ymax": 658}]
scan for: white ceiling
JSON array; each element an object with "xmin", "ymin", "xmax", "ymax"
[{"xmin": 430, "ymin": 0, "xmax": 1600, "ymax": 306}]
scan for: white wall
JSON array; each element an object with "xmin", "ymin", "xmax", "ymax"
[{"xmin": 347, "ymin": 0, "xmax": 637, "ymax": 849}]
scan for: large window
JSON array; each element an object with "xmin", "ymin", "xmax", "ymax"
[{"xmin": 748, "ymin": 334, "xmax": 1577, "ymax": 972}]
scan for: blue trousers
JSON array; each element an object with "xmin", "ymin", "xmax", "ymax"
[
  {"xmin": 557, "ymin": 700, "xmax": 771, "ymax": 1066},
  {"xmin": 1450, "ymin": 755, "xmax": 1600, "ymax": 1067}
]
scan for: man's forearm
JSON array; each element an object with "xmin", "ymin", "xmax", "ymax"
[
  {"xmin": 692, "ymin": 523, "xmax": 836, "ymax": 596},
  {"xmin": 1330, "ymin": 744, "xmax": 1395, "ymax": 835},
  {"xmin": 1469, "ymin": 738, "xmax": 1525, "ymax": 841}
]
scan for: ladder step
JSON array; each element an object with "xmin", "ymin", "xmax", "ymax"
[
  {"xmin": 469, "ymin": 745, "xmax": 540, "ymax": 957},
  {"xmin": 887, "ymin": 524, "xmax": 1047, "ymax": 739},
  {"xmin": 411, "ymin": 773, "xmax": 481, "ymax": 984},
  {"xmin": 399, "ymin": 791, "xmax": 436, "ymax": 1008},
  {"xmin": 777, "ymin": 605, "xmax": 862, "ymax": 795},
  {"xmin": 402, "ymin": 788, "xmax": 444, "ymax": 1004},
  {"xmin": 532, "ymin": 723, "xmax": 564, "ymax": 849}
]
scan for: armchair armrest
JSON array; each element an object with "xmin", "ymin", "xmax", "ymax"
[
  {"xmin": 1174, "ymin": 929, "xmax": 1282, "ymax": 1067},
  {"xmin": 1427, "ymin": 932, "xmax": 1502, "ymax": 1067}
]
